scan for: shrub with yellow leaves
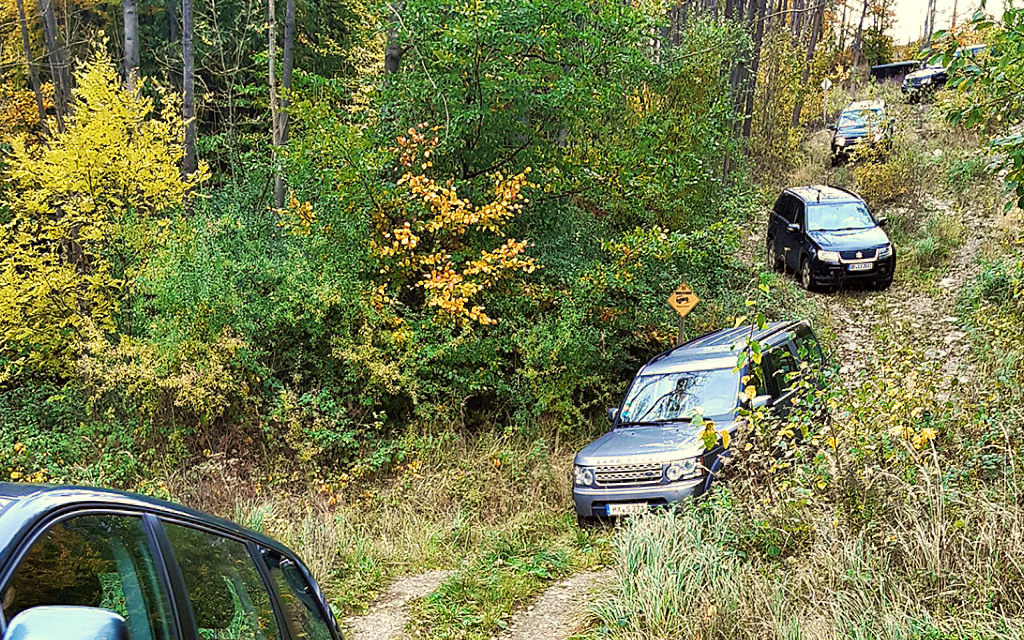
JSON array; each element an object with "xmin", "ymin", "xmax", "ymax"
[
  {"xmin": 371, "ymin": 123, "xmax": 537, "ymax": 325},
  {"xmin": 0, "ymin": 53, "xmax": 207, "ymax": 378}
]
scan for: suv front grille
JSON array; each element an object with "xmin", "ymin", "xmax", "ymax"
[
  {"xmin": 594, "ymin": 462, "xmax": 663, "ymax": 488},
  {"xmin": 840, "ymin": 248, "xmax": 876, "ymax": 261}
]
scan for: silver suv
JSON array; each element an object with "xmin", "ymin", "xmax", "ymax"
[{"xmin": 572, "ymin": 320, "xmax": 822, "ymax": 524}]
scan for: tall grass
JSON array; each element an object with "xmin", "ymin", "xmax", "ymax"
[{"xmin": 586, "ymin": 471, "xmax": 1024, "ymax": 640}]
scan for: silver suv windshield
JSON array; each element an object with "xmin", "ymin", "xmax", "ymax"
[{"xmin": 619, "ymin": 368, "xmax": 739, "ymax": 424}]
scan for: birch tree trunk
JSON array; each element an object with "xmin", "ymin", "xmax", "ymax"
[
  {"xmin": 183, "ymin": 0, "xmax": 197, "ymax": 175},
  {"xmin": 122, "ymin": 0, "xmax": 140, "ymax": 91},
  {"xmin": 851, "ymin": 0, "xmax": 868, "ymax": 86},
  {"xmin": 16, "ymin": 0, "xmax": 48, "ymax": 132},
  {"xmin": 37, "ymin": 0, "xmax": 68, "ymax": 131}
]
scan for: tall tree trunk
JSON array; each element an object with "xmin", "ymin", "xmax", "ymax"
[
  {"xmin": 837, "ymin": 0, "xmax": 848, "ymax": 52},
  {"xmin": 37, "ymin": 0, "xmax": 68, "ymax": 130},
  {"xmin": 792, "ymin": 0, "xmax": 824, "ymax": 127},
  {"xmin": 122, "ymin": 0, "xmax": 140, "ymax": 90},
  {"xmin": 182, "ymin": 0, "xmax": 197, "ymax": 175},
  {"xmin": 16, "ymin": 0, "xmax": 48, "ymax": 133},
  {"xmin": 168, "ymin": 0, "xmax": 179, "ymax": 41},
  {"xmin": 273, "ymin": 0, "xmax": 296, "ymax": 208},
  {"xmin": 741, "ymin": 0, "xmax": 768, "ymax": 138},
  {"xmin": 384, "ymin": 1, "xmax": 405, "ymax": 76},
  {"xmin": 851, "ymin": 0, "xmax": 868, "ymax": 85}
]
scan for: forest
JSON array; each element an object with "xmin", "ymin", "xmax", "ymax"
[{"xmin": 3, "ymin": 0, "xmax": 1024, "ymax": 638}]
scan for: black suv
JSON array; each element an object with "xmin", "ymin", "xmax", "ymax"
[
  {"xmin": 829, "ymin": 100, "xmax": 894, "ymax": 164},
  {"xmin": 766, "ymin": 185, "xmax": 895, "ymax": 291},
  {"xmin": 0, "ymin": 484, "xmax": 343, "ymax": 640},
  {"xmin": 902, "ymin": 63, "xmax": 948, "ymax": 101}
]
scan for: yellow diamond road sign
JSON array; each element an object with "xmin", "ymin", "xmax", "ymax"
[{"xmin": 668, "ymin": 281, "xmax": 699, "ymax": 319}]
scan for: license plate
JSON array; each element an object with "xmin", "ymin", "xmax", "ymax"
[
  {"xmin": 848, "ymin": 262, "xmax": 873, "ymax": 271},
  {"xmin": 606, "ymin": 503, "xmax": 648, "ymax": 516}
]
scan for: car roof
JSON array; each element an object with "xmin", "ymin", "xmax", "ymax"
[
  {"xmin": 640, "ymin": 320, "xmax": 804, "ymax": 375},
  {"xmin": 843, "ymin": 100, "xmax": 885, "ymax": 112},
  {"xmin": 0, "ymin": 483, "xmax": 299, "ymax": 569},
  {"xmin": 786, "ymin": 184, "xmax": 862, "ymax": 205}
]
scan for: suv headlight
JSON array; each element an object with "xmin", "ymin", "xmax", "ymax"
[
  {"xmin": 835, "ymin": 136, "xmax": 846, "ymax": 146},
  {"xmin": 877, "ymin": 244, "xmax": 893, "ymax": 258},
  {"xmin": 574, "ymin": 466, "xmax": 594, "ymax": 486},
  {"xmin": 665, "ymin": 459, "xmax": 702, "ymax": 482},
  {"xmin": 817, "ymin": 249, "xmax": 840, "ymax": 263}
]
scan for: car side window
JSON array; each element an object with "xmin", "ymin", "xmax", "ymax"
[
  {"xmin": 794, "ymin": 201, "xmax": 806, "ymax": 231},
  {"xmin": 772, "ymin": 194, "xmax": 787, "ymax": 218},
  {"xmin": 763, "ymin": 345, "xmax": 799, "ymax": 397},
  {"xmin": 260, "ymin": 549, "xmax": 334, "ymax": 640},
  {"xmin": 162, "ymin": 523, "xmax": 281, "ymax": 640},
  {"xmin": 1, "ymin": 514, "xmax": 174, "ymax": 640},
  {"xmin": 793, "ymin": 325, "xmax": 823, "ymax": 366},
  {"xmin": 781, "ymin": 195, "xmax": 796, "ymax": 224}
]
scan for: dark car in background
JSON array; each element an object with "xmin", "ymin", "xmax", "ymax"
[
  {"xmin": 902, "ymin": 63, "xmax": 948, "ymax": 100},
  {"xmin": 829, "ymin": 100, "xmax": 894, "ymax": 164},
  {"xmin": 572, "ymin": 320, "xmax": 823, "ymax": 525},
  {"xmin": 766, "ymin": 185, "xmax": 895, "ymax": 291},
  {"xmin": 0, "ymin": 484, "xmax": 342, "ymax": 640}
]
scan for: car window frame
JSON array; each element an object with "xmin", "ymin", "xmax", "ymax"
[
  {"xmin": 257, "ymin": 547, "xmax": 337, "ymax": 640},
  {"xmin": 0, "ymin": 508, "xmax": 183, "ymax": 640}
]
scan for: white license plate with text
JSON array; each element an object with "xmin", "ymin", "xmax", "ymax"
[
  {"xmin": 848, "ymin": 262, "xmax": 873, "ymax": 271},
  {"xmin": 606, "ymin": 503, "xmax": 648, "ymax": 516}
]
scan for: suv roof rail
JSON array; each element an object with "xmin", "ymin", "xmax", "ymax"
[
  {"xmin": 824, "ymin": 184, "xmax": 863, "ymax": 201},
  {"xmin": 649, "ymin": 319, "xmax": 805, "ymax": 365}
]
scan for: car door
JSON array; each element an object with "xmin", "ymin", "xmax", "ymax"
[
  {"xmin": 0, "ymin": 512, "xmax": 178, "ymax": 640},
  {"xmin": 773, "ymin": 194, "xmax": 798, "ymax": 266},
  {"xmin": 783, "ymin": 197, "xmax": 805, "ymax": 271}
]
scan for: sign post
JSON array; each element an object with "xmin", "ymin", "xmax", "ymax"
[
  {"xmin": 820, "ymin": 77, "xmax": 833, "ymax": 126},
  {"xmin": 667, "ymin": 281, "xmax": 700, "ymax": 346}
]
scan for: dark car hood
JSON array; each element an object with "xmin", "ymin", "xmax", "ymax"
[
  {"xmin": 574, "ymin": 414, "xmax": 735, "ymax": 466},
  {"xmin": 809, "ymin": 226, "xmax": 889, "ymax": 251},
  {"xmin": 906, "ymin": 68, "xmax": 944, "ymax": 81}
]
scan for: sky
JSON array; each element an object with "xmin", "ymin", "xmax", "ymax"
[{"xmin": 888, "ymin": 0, "xmax": 1003, "ymax": 44}]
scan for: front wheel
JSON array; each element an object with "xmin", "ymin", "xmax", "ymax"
[{"xmin": 876, "ymin": 277, "xmax": 893, "ymax": 291}]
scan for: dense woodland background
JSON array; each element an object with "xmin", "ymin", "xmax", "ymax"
[
  {"xmin": 3, "ymin": 1, "xmax": 1024, "ymax": 636},
  {"xmin": 0, "ymin": 0, "xmax": 925, "ymax": 484}
]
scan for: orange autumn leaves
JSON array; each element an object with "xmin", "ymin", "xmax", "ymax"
[{"xmin": 371, "ymin": 123, "xmax": 537, "ymax": 326}]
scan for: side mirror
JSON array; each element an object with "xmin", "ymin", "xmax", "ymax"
[
  {"xmin": 877, "ymin": 217, "xmax": 888, "ymax": 228},
  {"xmin": 607, "ymin": 407, "xmax": 619, "ymax": 423},
  {"xmin": 751, "ymin": 395, "xmax": 773, "ymax": 410},
  {"xmin": 786, "ymin": 223, "xmax": 799, "ymax": 233},
  {"xmin": 3, "ymin": 607, "xmax": 128, "ymax": 640},
  {"xmin": 827, "ymin": 124, "xmax": 837, "ymax": 132}
]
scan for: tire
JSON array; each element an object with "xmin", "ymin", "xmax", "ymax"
[
  {"xmin": 766, "ymin": 238, "xmax": 782, "ymax": 272},
  {"xmin": 876, "ymin": 277, "xmax": 893, "ymax": 291},
  {"xmin": 800, "ymin": 257, "xmax": 818, "ymax": 292}
]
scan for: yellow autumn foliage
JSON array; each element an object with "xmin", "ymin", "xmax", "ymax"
[
  {"xmin": 0, "ymin": 53, "xmax": 208, "ymax": 377},
  {"xmin": 371, "ymin": 123, "xmax": 537, "ymax": 325}
]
